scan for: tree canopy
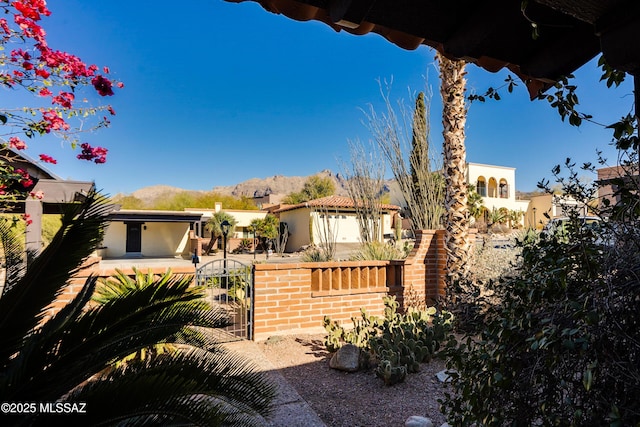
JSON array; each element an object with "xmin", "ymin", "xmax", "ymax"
[
  {"xmin": 113, "ymin": 191, "xmax": 258, "ymax": 211},
  {"xmin": 282, "ymin": 175, "xmax": 335, "ymax": 204}
]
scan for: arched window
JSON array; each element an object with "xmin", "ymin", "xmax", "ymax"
[
  {"xmin": 476, "ymin": 177, "xmax": 487, "ymax": 197},
  {"xmin": 488, "ymin": 178, "xmax": 498, "ymax": 198},
  {"xmin": 499, "ymin": 179, "xmax": 509, "ymax": 199}
]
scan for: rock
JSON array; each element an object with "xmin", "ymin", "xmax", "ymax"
[
  {"xmin": 436, "ymin": 369, "xmax": 454, "ymax": 383},
  {"xmin": 405, "ymin": 415, "xmax": 434, "ymax": 427},
  {"xmin": 329, "ymin": 343, "xmax": 360, "ymax": 372},
  {"xmin": 265, "ymin": 335, "xmax": 284, "ymax": 345}
]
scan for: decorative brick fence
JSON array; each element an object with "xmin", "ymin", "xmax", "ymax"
[
  {"xmin": 58, "ymin": 229, "xmax": 455, "ymax": 341},
  {"xmin": 251, "ymin": 229, "xmax": 447, "ymax": 340}
]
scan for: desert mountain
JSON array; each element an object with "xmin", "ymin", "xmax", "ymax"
[
  {"xmin": 211, "ymin": 169, "xmax": 349, "ymax": 198},
  {"xmin": 117, "ymin": 170, "xmax": 402, "ymax": 207}
]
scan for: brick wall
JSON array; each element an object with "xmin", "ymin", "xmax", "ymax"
[
  {"xmin": 53, "ymin": 228, "xmax": 455, "ymax": 341},
  {"xmin": 252, "ymin": 261, "xmax": 404, "ymax": 341}
]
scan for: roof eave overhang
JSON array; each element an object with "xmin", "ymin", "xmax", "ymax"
[{"xmin": 226, "ymin": 0, "xmax": 640, "ymax": 97}]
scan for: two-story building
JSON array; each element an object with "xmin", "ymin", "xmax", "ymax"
[{"xmin": 467, "ymin": 162, "xmax": 530, "ymax": 225}]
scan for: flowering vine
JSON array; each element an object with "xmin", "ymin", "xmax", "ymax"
[{"xmin": 0, "ymin": 0, "xmax": 122, "ymax": 206}]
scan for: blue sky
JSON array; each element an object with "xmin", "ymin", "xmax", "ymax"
[{"xmin": 15, "ymin": 1, "xmax": 635, "ymax": 195}]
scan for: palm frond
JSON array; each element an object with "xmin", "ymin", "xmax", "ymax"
[
  {"xmin": 61, "ymin": 347, "xmax": 277, "ymax": 427},
  {"xmin": 0, "ymin": 189, "xmax": 112, "ymax": 365},
  {"xmin": 6, "ymin": 276, "xmax": 232, "ymax": 401},
  {"xmin": 93, "ymin": 267, "xmax": 174, "ymax": 304},
  {"xmin": 1, "ymin": 190, "xmax": 276, "ymax": 423},
  {"xmin": 0, "ymin": 217, "xmax": 27, "ymax": 297}
]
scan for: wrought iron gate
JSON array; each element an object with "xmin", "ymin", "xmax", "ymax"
[{"xmin": 195, "ymin": 259, "xmax": 253, "ymax": 341}]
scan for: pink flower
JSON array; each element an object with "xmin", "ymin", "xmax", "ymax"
[
  {"xmin": 52, "ymin": 91, "xmax": 74, "ymax": 108},
  {"xmin": 91, "ymin": 75, "xmax": 113, "ymax": 96},
  {"xmin": 103, "ymin": 66, "xmax": 110, "ymax": 74},
  {"xmin": 9, "ymin": 136, "xmax": 27, "ymax": 150},
  {"xmin": 16, "ymin": 169, "xmax": 33, "ymax": 188},
  {"xmin": 41, "ymin": 109, "xmax": 69, "ymax": 131},
  {"xmin": 107, "ymin": 105, "xmax": 116, "ymax": 115},
  {"xmin": 38, "ymin": 87, "xmax": 52, "ymax": 97},
  {"xmin": 39, "ymin": 153, "xmax": 57, "ymax": 164},
  {"xmin": 13, "ymin": 15, "xmax": 46, "ymax": 44},
  {"xmin": 22, "ymin": 213, "xmax": 32, "ymax": 226},
  {"xmin": 0, "ymin": 18, "xmax": 10, "ymax": 35},
  {"xmin": 35, "ymin": 68, "xmax": 50, "ymax": 78},
  {"xmin": 22, "ymin": 61, "xmax": 33, "ymax": 70},
  {"xmin": 77, "ymin": 142, "xmax": 108, "ymax": 164},
  {"xmin": 13, "ymin": 1, "xmax": 51, "ymax": 20},
  {"xmin": 30, "ymin": 190, "xmax": 44, "ymax": 200},
  {"xmin": 116, "ymin": 81, "xmax": 124, "ymax": 88}
]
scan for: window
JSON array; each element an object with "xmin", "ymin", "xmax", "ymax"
[
  {"xmin": 476, "ymin": 177, "xmax": 487, "ymax": 197},
  {"xmin": 499, "ymin": 179, "xmax": 509, "ymax": 199}
]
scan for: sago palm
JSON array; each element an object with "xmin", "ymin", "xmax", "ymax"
[{"xmin": 0, "ymin": 190, "xmax": 276, "ymax": 426}]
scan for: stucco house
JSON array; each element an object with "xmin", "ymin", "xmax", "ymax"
[
  {"xmin": 524, "ymin": 194, "xmax": 590, "ymax": 229},
  {"xmin": 102, "ymin": 209, "xmax": 203, "ymax": 259},
  {"xmin": 467, "ymin": 162, "xmax": 530, "ymax": 224},
  {"xmin": 596, "ymin": 164, "xmax": 639, "ymax": 214},
  {"xmin": 268, "ymin": 195, "xmax": 400, "ymax": 252},
  {"xmin": 185, "ymin": 204, "xmax": 267, "ymax": 252}
]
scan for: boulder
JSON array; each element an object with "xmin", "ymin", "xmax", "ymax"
[
  {"xmin": 405, "ymin": 416, "xmax": 434, "ymax": 427},
  {"xmin": 329, "ymin": 343, "xmax": 360, "ymax": 372}
]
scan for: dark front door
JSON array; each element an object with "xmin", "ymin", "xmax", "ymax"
[{"xmin": 126, "ymin": 222, "xmax": 142, "ymax": 253}]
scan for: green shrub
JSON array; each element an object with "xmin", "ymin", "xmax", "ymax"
[
  {"xmin": 349, "ymin": 241, "xmax": 407, "ymax": 261},
  {"xmin": 441, "ymin": 158, "xmax": 640, "ymax": 426},
  {"xmin": 301, "ymin": 246, "xmax": 331, "ymax": 262}
]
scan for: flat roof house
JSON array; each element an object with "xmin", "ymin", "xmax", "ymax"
[{"xmin": 269, "ymin": 195, "xmax": 400, "ymax": 252}]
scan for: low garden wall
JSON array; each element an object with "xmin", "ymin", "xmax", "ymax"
[{"xmin": 56, "ymin": 229, "xmax": 454, "ymax": 341}]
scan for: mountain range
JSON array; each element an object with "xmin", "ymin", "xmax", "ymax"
[{"xmin": 119, "ymin": 170, "xmax": 402, "ymax": 207}]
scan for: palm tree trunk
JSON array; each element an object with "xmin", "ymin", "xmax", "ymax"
[{"xmin": 438, "ymin": 53, "xmax": 471, "ymax": 282}]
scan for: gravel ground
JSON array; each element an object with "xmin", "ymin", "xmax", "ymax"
[
  {"xmin": 255, "ymin": 234, "xmax": 521, "ymax": 426},
  {"xmin": 258, "ymin": 334, "xmax": 449, "ymax": 427}
]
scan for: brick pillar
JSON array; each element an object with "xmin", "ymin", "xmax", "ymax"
[{"xmin": 402, "ymin": 229, "xmax": 447, "ymax": 307}]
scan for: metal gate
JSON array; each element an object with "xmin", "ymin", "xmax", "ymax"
[{"xmin": 195, "ymin": 259, "xmax": 253, "ymax": 341}]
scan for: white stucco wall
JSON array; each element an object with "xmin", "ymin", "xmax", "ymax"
[
  {"xmin": 467, "ymin": 162, "xmax": 529, "ymax": 222},
  {"xmin": 280, "ymin": 208, "xmax": 311, "ymax": 252},
  {"xmin": 280, "ymin": 207, "xmax": 398, "ymax": 251},
  {"xmin": 142, "ymin": 222, "xmax": 190, "ymax": 257},
  {"xmin": 102, "ymin": 222, "xmax": 126, "ymax": 257},
  {"xmin": 311, "ymin": 211, "xmax": 362, "ymax": 244},
  {"xmin": 101, "ymin": 221, "xmax": 191, "ymax": 258}
]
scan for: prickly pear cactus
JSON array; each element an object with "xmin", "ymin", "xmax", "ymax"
[{"xmin": 323, "ymin": 296, "xmax": 452, "ymax": 386}]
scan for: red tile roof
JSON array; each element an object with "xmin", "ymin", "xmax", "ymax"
[{"xmin": 272, "ymin": 195, "xmax": 400, "ymax": 213}]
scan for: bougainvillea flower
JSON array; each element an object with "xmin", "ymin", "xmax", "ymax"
[
  {"xmin": 52, "ymin": 91, "xmax": 74, "ymax": 108},
  {"xmin": 9, "ymin": 136, "xmax": 27, "ymax": 150},
  {"xmin": 35, "ymin": 68, "xmax": 50, "ymax": 78},
  {"xmin": 41, "ymin": 109, "xmax": 70, "ymax": 131},
  {"xmin": 39, "ymin": 154, "xmax": 57, "ymax": 164},
  {"xmin": 30, "ymin": 190, "xmax": 44, "ymax": 200},
  {"xmin": 77, "ymin": 142, "xmax": 108, "ymax": 164},
  {"xmin": 91, "ymin": 75, "xmax": 114, "ymax": 96}
]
